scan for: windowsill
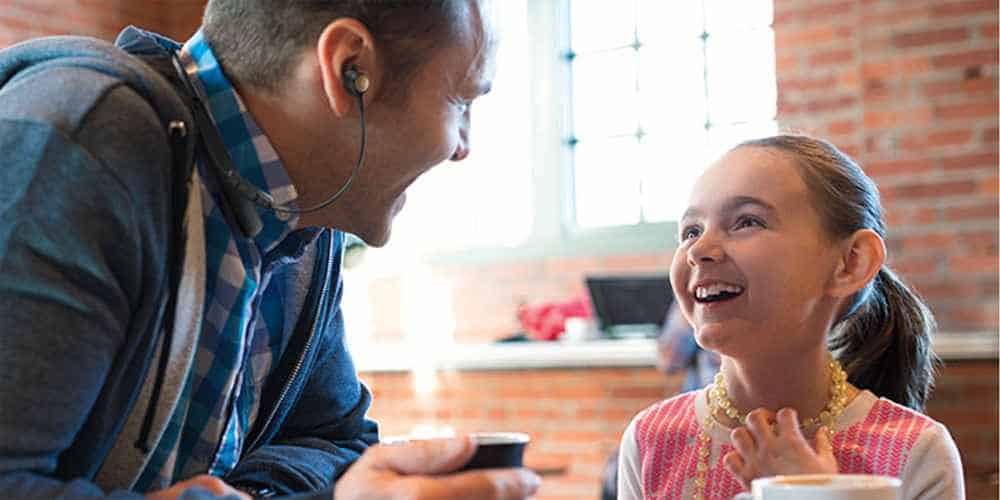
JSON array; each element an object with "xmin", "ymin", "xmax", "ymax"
[{"xmin": 354, "ymin": 331, "xmax": 998, "ymax": 373}]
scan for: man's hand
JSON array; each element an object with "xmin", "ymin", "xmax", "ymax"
[
  {"xmin": 723, "ymin": 408, "xmax": 838, "ymax": 489},
  {"xmin": 145, "ymin": 474, "xmax": 251, "ymax": 500},
  {"xmin": 334, "ymin": 435, "xmax": 542, "ymax": 500}
]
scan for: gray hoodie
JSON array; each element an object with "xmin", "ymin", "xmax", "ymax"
[{"xmin": 0, "ymin": 28, "xmax": 377, "ymax": 499}]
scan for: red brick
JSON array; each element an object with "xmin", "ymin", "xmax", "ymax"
[
  {"xmin": 957, "ymin": 230, "xmax": 1000, "ymax": 254},
  {"xmin": 932, "ymin": 49, "xmax": 998, "ymax": 69},
  {"xmin": 776, "ymin": 25, "xmax": 850, "ymax": 47},
  {"xmin": 977, "ymin": 175, "xmax": 999, "ymax": 195},
  {"xmin": 912, "ymin": 279, "xmax": 997, "ymax": 302},
  {"xmin": 899, "ymin": 129, "xmax": 976, "ymax": 150},
  {"xmin": 981, "ymin": 22, "xmax": 999, "ymax": 39},
  {"xmin": 863, "ymin": 107, "xmax": 934, "ymax": 129},
  {"xmin": 893, "ymin": 27, "xmax": 970, "ymax": 49},
  {"xmin": 827, "ymin": 119, "xmax": 858, "ymax": 136},
  {"xmin": 890, "ymin": 255, "xmax": 942, "ymax": 276},
  {"xmin": 930, "ymin": 0, "xmax": 998, "ymax": 17},
  {"xmin": 888, "ymin": 179, "xmax": 980, "ymax": 200},
  {"xmin": 936, "ymin": 100, "xmax": 1000, "ymax": 120},
  {"xmin": 943, "ymin": 202, "xmax": 1000, "ymax": 221},
  {"xmin": 862, "ymin": 57, "xmax": 933, "ymax": 78},
  {"xmin": 982, "ymin": 127, "xmax": 999, "ymax": 144},
  {"xmin": 779, "ymin": 74, "xmax": 838, "ymax": 92},
  {"xmin": 939, "ymin": 152, "xmax": 1000, "ymax": 171},
  {"xmin": 860, "ymin": 5, "xmax": 930, "ymax": 27},
  {"xmin": 895, "ymin": 232, "xmax": 957, "ymax": 252},
  {"xmin": 865, "ymin": 158, "xmax": 936, "ymax": 177},
  {"xmin": 779, "ymin": 2, "xmax": 855, "ymax": 23},
  {"xmin": 949, "ymin": 255, "xmax": 1000, "ymax": 273},
  {"xmin": 775, "ymin": 53, "xmax": 799, "ymax": 74},
  {"xmin": 884, "ymin": 206, "xmax": 938, "ymax": 226},
  {"xmin": 922, "ymin": 77, "xmax": 997, "ymax": 97},
  {"xmin": 802, "ymin": 95, "xmax": 857, "ymax": 113},
  {"xmin": 809, "ymin": 48, "xmax": 854, "ymax": 67}
]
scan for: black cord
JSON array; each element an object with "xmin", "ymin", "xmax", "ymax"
[{"xmin": 269, "ymin": 94, "xmax": 367, "ymax": 214}]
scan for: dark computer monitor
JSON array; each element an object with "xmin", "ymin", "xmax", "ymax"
[{"xmin": 585, "ymin": 274, "xmax": 673, "ymax": 338}]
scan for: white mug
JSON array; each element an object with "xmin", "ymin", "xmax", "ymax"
[{"xmin": 752, "ymin": 474, "xmax": 901, "ymax": 500}]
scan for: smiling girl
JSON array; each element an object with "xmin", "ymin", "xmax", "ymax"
[{"xmin": 617, "ymin": 135, "xmax": 963, "ymax": 499}]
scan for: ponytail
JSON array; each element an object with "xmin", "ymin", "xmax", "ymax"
[{"xmin": 829, "ymin": 266, "xmax": 938, "ymax": 412}]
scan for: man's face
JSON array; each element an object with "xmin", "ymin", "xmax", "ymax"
[{"xmin": 345, "ymin": 5, "xmax": 496, "ymax": 247}]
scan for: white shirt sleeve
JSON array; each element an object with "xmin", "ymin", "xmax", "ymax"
[
  {"xmin": 899, "ymin": 422, "xmax": 965, "ymax": 500},
  {"xmin": 617, "ymin": 414, "xmax": 644, "ymax": 500}
]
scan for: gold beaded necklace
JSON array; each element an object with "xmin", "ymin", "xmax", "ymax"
[{"xmin": 691, "ymin": 353, "xmax": 849, "ymax": 500}]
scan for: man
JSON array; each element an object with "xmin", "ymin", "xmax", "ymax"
[{"xmin": 0, "ymin": 1, "xmax": 540, "ymax": 499}]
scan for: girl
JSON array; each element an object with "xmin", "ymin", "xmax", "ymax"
[{"xmin": 617, "ymin": 135, "xmax": 964, "ymax": 499}]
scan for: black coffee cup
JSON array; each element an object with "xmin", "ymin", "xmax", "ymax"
[{"xmin": 459, "ymin": 432, "xmax": 531, "ymax": 471}]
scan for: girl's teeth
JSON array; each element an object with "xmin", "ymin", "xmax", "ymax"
[{"xmin": 696, "ymin": 283, "xmax": 744, "ymax": 299}]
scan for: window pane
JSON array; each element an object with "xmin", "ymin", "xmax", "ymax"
[
  {"xmin": 705, "ymin": 28, "xmax": 776, "ymax": 124},
  {"xmin": 638, "ymin": 0, "xmax": 704, "ymax": 41},
  {"xmin": 384, "ymin": 0, "xmax": 532, "ymax": 252},
  {"xmin": 705, "ymin": 0, "xmax": 773, "ymax": 30},
  {"xmin": 571, "ymin": 0, "xmax": 636, "ymax": 53},
  {"xmin": 572, "ymin": 48, "xmax": 638, "ymax": 139},
  {"xmin": 639, "ymin": 129, "xmax": 712, "ymax": 223},
  {"xmin": 574, "ymin": 137, "xmax": 641, "ymax": 228},
  {"xmin": 638, "ymin": 38, "xmax": 706, "ymax": 135}
]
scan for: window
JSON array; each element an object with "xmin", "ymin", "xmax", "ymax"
[
  {"xmin": 362, "ymin": 0, "xmax": 776, "ymax": 264},
  {"xmin": 569, "ymin": 0, "xmax": 777, "ymax": 230}
]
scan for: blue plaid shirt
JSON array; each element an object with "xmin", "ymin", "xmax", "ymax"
[{"xmin": 135, "ymin": 30, "xmax": 326, "ymax": 489}]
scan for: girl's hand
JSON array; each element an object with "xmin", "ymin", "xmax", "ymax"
[{"xmin": 722, "ymin": 407, "xmax": 838, "ymax": 489}]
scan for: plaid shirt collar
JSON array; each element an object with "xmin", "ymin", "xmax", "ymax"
[{"xmin": 180, "ymin": 29, "xmax": 300, "ymax": 252}]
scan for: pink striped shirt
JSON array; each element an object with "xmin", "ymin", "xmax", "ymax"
[{"xmin": 617, "ymin": 390, "xmax": 964, "ymax": 500}]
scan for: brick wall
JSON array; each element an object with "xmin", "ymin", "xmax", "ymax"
[
  {"xmin": 0, "ymin": 0, "xmax": 204, "ymax": 47},
  {"xmin": 363, "ymin": 367, "xmax": 684, "ymax": 499},
  {"xmin": 774, "ymin": 0, "xmax": 998, "ymax": 335},
  {"xmin": 363, "ymin": 360, "xmax": 998, "ymax": 499}
]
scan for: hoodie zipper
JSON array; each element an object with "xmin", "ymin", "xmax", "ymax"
[{"xmin": 244, "ymin": 231, "xmax": 335, "ymax": 453}]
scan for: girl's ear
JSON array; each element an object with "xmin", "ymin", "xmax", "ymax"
[{"xmin": 828, "ymin": 229, "xmax": 886, "ymax": 299}]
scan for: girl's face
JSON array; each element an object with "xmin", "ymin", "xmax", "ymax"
[{"xmin": 670, "ymin": 147, "xmax": 844, "ymax": 359}]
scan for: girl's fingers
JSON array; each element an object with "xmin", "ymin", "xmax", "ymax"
[
  {"xmin": 775, "ymin": 408, "xmax": 808, "ymax": 446},
  {"xmin": 815, "ymin": 426, "xmax": 834, "ymax": 457},
  {"xmin": 730, "ymin": 427, "xmax": 757, "ymax": 459},
  {"xmin": 723, "ymin": 450, "xmax": 751, "ymax": 489},
  {"xmin": 744, "ymin": 408, "xmax": 776, "ymax": 448}
]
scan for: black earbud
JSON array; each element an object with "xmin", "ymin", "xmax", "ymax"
[{"xmin": 343, "ymin": 67, "xmax": 370, "ymax": 97}]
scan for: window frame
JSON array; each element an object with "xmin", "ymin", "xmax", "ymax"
[{"xmin": 423, "ymin": 0, "xmax": 775, "ymax": 265}]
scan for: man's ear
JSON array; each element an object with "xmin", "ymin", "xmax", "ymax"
[
  {"xmin": 316, "ymin": 18, "xmax": 381, "ymax": 117},
  {"xmin": 828, "ymin": 228, "xmax": 886, "ymax": 299}
]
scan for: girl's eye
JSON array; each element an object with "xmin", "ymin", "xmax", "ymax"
[
  {"xmin": 681, "ymin": 225, "xmax": 702, "ymax": 240},
  {"xmin": 734, "ymin": 215, "xmax": 765, "ymax": 230}
]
